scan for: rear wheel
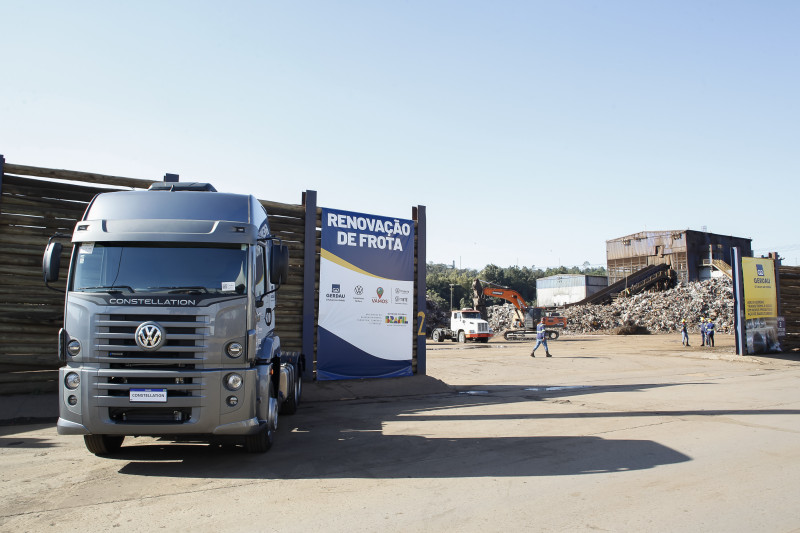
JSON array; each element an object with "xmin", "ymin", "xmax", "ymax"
[
  {"xmin": 432, "ymin": 330, "xmax": 442, "ymax": 342},
  {"xmin": 280, "ymin": 369, "xmax": 302, "ymax": 415},
  {"xmin": 84, "ymin": 434, "xmax": 124, "ymax": 455}
]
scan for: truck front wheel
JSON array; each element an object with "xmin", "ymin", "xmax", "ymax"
[
  {"xmin": 247, "ymin": 383, "xmax": 278, "ymax": 453},
  {"xmin": 458, "ymin": 331, "xmax": 466, "ymax": 343},
  {"xmin": 244, "ymin": 422, "xmax": 274, "ymax": 453},
  {"xmin": 84, "ymin": 434, "xmax": 124, "ymax": 456}
]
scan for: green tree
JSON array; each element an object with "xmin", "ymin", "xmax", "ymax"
[
  {"xmin": 425, "ymin": 262, "xmax": 479, "ymax": 310},
  {"xmin": 427, "ymin": 262, "xmax": 608, "ymax": 309}
]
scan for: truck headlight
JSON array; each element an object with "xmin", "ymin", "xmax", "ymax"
[
  {"xmin": 224, "ymin": 373, "xmax": 243, "ymax": 391},
  {"xmin": 64, "ymin": 372, "xmax": 80, "ymax": 390},
  {"xmin": 225, "ymin": 342, "xmax": 243, "ymax": 358},
  {"xmin": 67, "ymin": 340, "xmax": 81, "ymax": 356}
]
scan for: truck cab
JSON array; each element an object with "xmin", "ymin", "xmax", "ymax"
[
  {"xmin": 43, "ymin": 182, "xmax": 302, "ymax": 454},
  {"xmin": 431, "ymin": 308, "xmax": 491, "ymax": 343}
]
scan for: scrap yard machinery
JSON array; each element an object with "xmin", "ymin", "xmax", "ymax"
[{"xmin": 482, "ymin": 284, "xmax": 566, "ymax": 341}]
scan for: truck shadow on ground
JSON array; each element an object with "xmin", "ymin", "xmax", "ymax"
[
  {"xmin": 113, "ymin": 382, "xmax": 800, "ymax": 480},
  {"xmin": 115, "ymin": 433, "xmax": 690, "ymax": 479}
]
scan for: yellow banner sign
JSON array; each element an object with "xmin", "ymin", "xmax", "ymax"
[{"xmin": 742, "ymin": 257, "xmax": 777, "ymax": 319}]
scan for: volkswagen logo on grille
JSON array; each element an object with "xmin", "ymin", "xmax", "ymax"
[{"xmin": 135, "ymin": 321, "xmax": 165, "ymax": 351}]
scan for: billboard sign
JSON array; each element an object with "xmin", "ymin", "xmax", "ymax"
[
  {"xmin": 317, "ymin": 208, "xmax": 415, "ymax": 380},
  {"xmin": 740, "ymin": 257, "xmax": 781, "ymax": 354}
]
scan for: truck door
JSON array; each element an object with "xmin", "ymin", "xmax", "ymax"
[{"xmin": 254, "ymin": 244, "xmax": 271, "ymax": 345}]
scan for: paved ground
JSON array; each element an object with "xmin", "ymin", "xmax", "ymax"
[{"xmin": 2, "ymin": 333, "xmax": 799, "ymax": 532}]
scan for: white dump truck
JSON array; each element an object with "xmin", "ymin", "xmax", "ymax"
[
  {"xmin": 43, "ymin": 182, "xmax": 304, "ymax": 455},
  {"xmin": 431, "ymin": 309, "xmax": 491, "ymax": 343}
]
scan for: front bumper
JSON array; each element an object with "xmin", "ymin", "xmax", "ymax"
[{"xmin": 57, "ymin": 365, "xmax": 262, "ymax": 437}]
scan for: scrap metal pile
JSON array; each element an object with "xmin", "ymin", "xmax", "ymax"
[{"xmin": 487, "ymin": 277, "xmax": 735, "ymax": 336}]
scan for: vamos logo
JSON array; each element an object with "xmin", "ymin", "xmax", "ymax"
[
  {"xmin": 372, "ymin": 286, "xmax": 388, "ymax": 304},
  {"xmin": 385, "ymin": 314, "xmax": 408, "ymax": 324},
  {"xmin": 325, "ymin": 284, "xmax": 346, "ymax": 301}
]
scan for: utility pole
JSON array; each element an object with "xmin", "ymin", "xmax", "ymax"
[{"xmin": 449, "ymin": 284, "xmax": 454, "ymax": 311}]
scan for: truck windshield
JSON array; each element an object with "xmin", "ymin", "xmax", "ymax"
[
  {"xmin": 72, "ymin": 242, "xmax": 247, "ymax": 295},
  {"xmin": 462, "ymin": 312, "xmax": 482, "ymax": 319}
]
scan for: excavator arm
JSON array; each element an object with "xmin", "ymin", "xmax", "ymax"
[
  {"xmin": 482, "ymin": 287, "xmax": 529, "ymax": 312},
  {"xmin": 482, "ymin": 285, "xmax": 568, "ymax": 330},
  {"xmin": 483, "ymin": 287, "xmax": 529, "ymax": 326}
]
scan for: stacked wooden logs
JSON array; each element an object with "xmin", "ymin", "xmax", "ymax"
[{"xmin": 778, "ymin": 266, "xmax": 800, "ymax": 351}]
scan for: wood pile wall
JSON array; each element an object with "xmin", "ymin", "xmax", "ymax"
[
  {"xmin": 262, "ymin": 197, "xmax": 319, "ymax": 356},
  {"xmin": 779, "ymin": 266, "xmax": 800, "ymax": 351}
]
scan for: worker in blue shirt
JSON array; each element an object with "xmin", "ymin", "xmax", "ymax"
[
  {"xmin": 705, "ymin": 318, "xmax": 715, "ymax": 347},
  {"xmin": 699, "ymin": 317, "xmax": 707, "ymax": 346},
  {"xmin": 530, "ymin": 319, "xmax": 552, "ymax": 357}
]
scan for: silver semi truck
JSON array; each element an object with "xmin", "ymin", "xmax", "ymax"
[{"xmin": 43, "ymin": 182, "xmax": 303, "ymax": 455}]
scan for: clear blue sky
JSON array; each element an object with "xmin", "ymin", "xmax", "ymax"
[{"xmin": 2, "ymin": 1, "xmax": 798, "ymax": 268}]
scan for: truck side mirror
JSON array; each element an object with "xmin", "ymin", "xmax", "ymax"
[
  {"xmin": 269, "ymin": 244, "xmax": 289, "ymax": 286},
  {"xmin": 43, "ymin": 242, "xmax": 63, "ymax": 283}
]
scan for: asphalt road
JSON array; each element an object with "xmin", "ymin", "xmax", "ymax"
[{"xmin": 2, "ymin": 334, "xmax": 799, "ymax": 532}]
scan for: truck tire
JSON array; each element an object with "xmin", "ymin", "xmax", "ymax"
[
  {"xmin": 458, "ymin": 331, "xmax": 466, "ymax": 343},
  {"xmin": 280, "ymin": 369, "xmax": 301, "ymax": 415},
  {"xmin": 247, "ymin": 380, "xmax": 278, "ymax": 453},
  {"xmin": 432, "ymin": 329, "xmax": 442, "ymax": 342},
  {"xmin": 548, "ymin": 330, "xmax": 559, "ymax": 340},
  {"xmin": 244, "ymin": 422, "xmax": 274, "ymax": 453},
  {"xmin": 84, "ymin": 434, "xmax": 124, "ymax": 455}
]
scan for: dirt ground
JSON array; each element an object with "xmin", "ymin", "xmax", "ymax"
[{"xmin": 2, "ymin": 333, "xmax": 800, "ymax": 532}]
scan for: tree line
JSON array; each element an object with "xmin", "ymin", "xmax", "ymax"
[{"xmin": 426, "ymin": 262, "xmax": 607, "ymax": 310}]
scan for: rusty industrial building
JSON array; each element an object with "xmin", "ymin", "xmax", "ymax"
[{"xmin": 606, "ymin": 229, "xmax": 753, "ymax": 286}]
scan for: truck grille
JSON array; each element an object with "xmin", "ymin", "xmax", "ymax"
[
  {"xmin": 92, "ymin": 368, "xmax": 206, "ymax": 425},
  {"xmin": 478, "ymin": 323, "xmax": 489, "ymax": 333},
  {"xmin": 95, "ymin": 313, "xmax": 210, "ymax": 365},
  {"xmin": 108, "ymin": 407, "xmax": 193, "ymax": 424}
]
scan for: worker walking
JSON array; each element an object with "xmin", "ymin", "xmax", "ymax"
[
  {"xmin": 705, "ymin": 318, "xmax": 715, "ymax": 347},
  {"xmin": 699, "ymin": 317, "xmax": 707, "ymax": 346},
  {"xmin": 530, "ymin": 319, "xmax": 552, "ymax": 357},
  {"xmin": 681, "ymin": 319, "xmax": 690, "ymax": 346}
]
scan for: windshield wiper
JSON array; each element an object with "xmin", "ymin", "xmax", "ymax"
[
  {"xmin": 147, "ymin": 286, "xmax": 210, "ymax": 294},
  {"xmin": 78, "ymin": 285, "xmax": 136, "ymax": 294}
]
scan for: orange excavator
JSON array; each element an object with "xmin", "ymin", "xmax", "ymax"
[{"xmin": 481, "ymin": 285, "xmax": 567, "ymax": 341}]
